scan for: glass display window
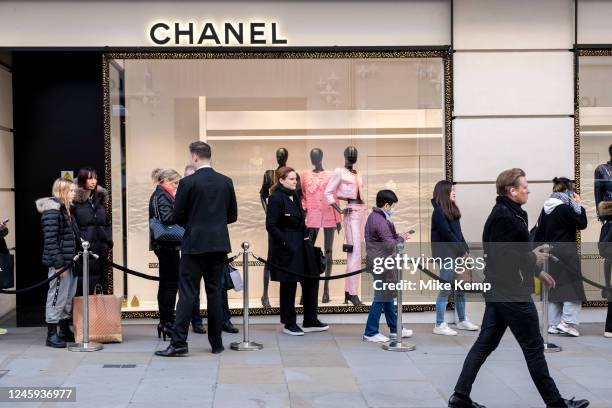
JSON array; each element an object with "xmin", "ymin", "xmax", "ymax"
[{"xmin": 104, "ymin": 51, "xmax": 451, "ymax": 315}]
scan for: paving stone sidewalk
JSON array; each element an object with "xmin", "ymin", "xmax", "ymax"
[{"xmin": 0, "ymin": 323, "xmax": 610, "ymax": 408}]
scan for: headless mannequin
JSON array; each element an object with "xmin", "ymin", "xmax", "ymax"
[
  {"xmin": 596, "ymin": 145, "xmax": 612, "ymax": 297},
  {"xmin": 328, "ymin": 146, "xmax": 365, "ymax": 306},
  {"xmin": 260, "ymin": 148, "xmax": 301, "ymax": 307},
  {"xmin": 303, "ymin": 148, "xmax": 341, "ymax": 303}
]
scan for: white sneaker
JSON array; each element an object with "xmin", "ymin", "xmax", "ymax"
[
  {"xmin": 556, "ymin": 321, "xmax": 580, "ymax": 337},
  {"xmin": 548, "ymin": 326, "xmax": 561, "ymax": 335},
  {"xmin": 389, "ymin": 328, "xmax": 413, "ymax": 339},
  {"xmin": 456, "ymin": 320, "xmax": 479, "ymax": 331},
  {"xmin": 433, "ymin": 322, "xmax": 457, "ymax": 336},
  {"xmin": 604, "ymin": 332, "xmax": 612, "ymax": 338},
  {"xmin": 362, "ymin": 333, "xmax": 390, "ymax": 343}
]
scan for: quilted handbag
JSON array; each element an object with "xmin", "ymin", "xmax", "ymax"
[{"xmin": 149, "ymin": 196, "xmax": 184, "ymax": 243}]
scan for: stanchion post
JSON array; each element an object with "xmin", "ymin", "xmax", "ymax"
[
  {"xmin": 541, "ymin": 244, "xmax": 561, "ymax": 353},
  {"xmin": 69, "ymin": 241, "xmax": 103, "ymax": 352},
  {"xmin": 231, "ymin": 242, "xmax": 263, "ymax": 351},
  {"xmin": 383, "ymin": 242, "xmax": 415, "ymax": 352}
]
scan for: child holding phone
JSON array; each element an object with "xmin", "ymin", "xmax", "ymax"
[{"xmin": 363, "ymin": 190, "xmax": 413, "ymax": 342}]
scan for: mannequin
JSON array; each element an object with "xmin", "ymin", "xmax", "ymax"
[
  {"xmin": 324, "ymin": 146, "xmax": 366, "ymax": 306},
  {"xmin": 300, "ymin": 148, "xmax": 341, "ymax": 303},
  {"xmin": 595, "ymin": 144, "xmax": 612, "ymax": 218},
  {"xmin": 595, "ymin": 144, "xmax": 612, "ymax": 298},
  {"xmin": 259, "ymin": 148, "xmax": 300, "ymax": 307}
]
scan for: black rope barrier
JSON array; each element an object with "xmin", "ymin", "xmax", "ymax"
[
  {"xmin": 0, "ymin": 261, "xmax": 75, "ymax": 294},
  {"xmin": 251, "ymin": 252, "xmax": 485, "ymax": 293},
  {"xmin": 105, "ymin": 260, "xmax": 160, "ymax": 281},
  {"xmin": 102, "ymin": 252, "xmax": 243, "ymax": 282},
  {"xmin": 548, "ymin": 257, "xmax": 612, "ymax": 292},
  {"xmin": 251, "ymin": 253, "xmax": 367, "ymax": 280}
]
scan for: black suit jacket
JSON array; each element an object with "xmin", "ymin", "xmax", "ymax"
[{"xmin": 173, "ymin": 167, "xmax": 238, "ymax": 254}]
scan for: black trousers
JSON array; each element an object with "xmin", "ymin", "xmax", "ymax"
[
  {"xmin": 191, "ymin": 272, "xmax": 232, "ymax": 326},
  {"xmin": 454, "ymin": 301, "xmax": 561, "ymax": 405},
  {"xmin": 606, "ymin": 302, "xmax": 612, "ymax": 333},
  {"xmin": 154, "ymin": 248, "xmax": 180, "ymax": 323},
  {"xmin": 279, "ymin": 278, "xmax": 319, "ymax": 326},
  {"xmin": 191, "ymin": 285, "xmax": 203, "ymax": 325},
  {"xmin": 172, "ymin": 252, "xmax": 225, "ymax": 349},
  {"xmin": 220, "ymin": 269, "xmax": 232, "ymax": 325}
]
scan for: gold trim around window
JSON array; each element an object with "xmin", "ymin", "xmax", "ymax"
[{"xmin": 101, "ymin": 49, "xmax": 453, "ymax": 318}]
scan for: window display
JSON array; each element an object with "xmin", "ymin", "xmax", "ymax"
[
  {"xmin": 578, "ymin": 52, "xmax": 612, "ymax": 302},
  {"xmin": 325, "ymin": 146, "xmax": 366, "ymax": 305},
  {"xmin": 105, "ymin": 52, "xmax": 449, "ymax": 315},
  {"xmin": 300, "ymin": 148, "xmax": 341, "ymax": 304}
]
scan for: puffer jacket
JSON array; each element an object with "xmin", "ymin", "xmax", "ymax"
[
  {"xmin": 72, "ymin": 186, "xmax": 113, "ymax": 258},
  {"xmin": 36, "ymin": 197, "xmax": 80, "ymax": 269}
]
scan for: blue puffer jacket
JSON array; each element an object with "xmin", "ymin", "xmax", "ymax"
[{"xmin": 36, "ymin": 197, "xmax": 80, "ymax": 269}]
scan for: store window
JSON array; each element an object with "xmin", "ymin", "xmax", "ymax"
[
  {"xmin": 105, "ymin": 52, "xmax": 450, "ymax": 314},
  {"xmin": 578, "ymin": 52, "xmax": 612, "ymax": 302}
]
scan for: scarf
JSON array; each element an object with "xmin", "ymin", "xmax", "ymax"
[{"xmin": 548, "ymin": 192, "xmax": 581, "ymax": 215}]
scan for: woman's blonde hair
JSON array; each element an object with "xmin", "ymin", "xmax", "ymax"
[
  {"xmin": 151, "ymin": 168, "xmax": 181, "ymax": 184},
  {"xmin": 52, "ymin": 178, "xmax": 76, "ymax": 208}
]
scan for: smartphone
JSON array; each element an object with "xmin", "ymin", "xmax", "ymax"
[
  {"xmin": 408, "ymin": 229, "xmax": 416, "ymax": 235},
  {"xmin": 2, "ymin": 218, "xmax": 8, "ymax": 224}
]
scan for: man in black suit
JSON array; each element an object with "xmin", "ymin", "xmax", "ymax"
[{"xmin": 155, "ymin": 141, "xmax": 238, "ymax": 356}]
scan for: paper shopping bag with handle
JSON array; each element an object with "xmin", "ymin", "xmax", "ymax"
[{"xmin": 73, "ymin": 287, "xmax": 122, "ymax": 343}]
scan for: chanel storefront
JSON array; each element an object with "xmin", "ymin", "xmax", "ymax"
[{"xmin": 2, "ymin": 1, "xmax": 612, "ymax": 324}]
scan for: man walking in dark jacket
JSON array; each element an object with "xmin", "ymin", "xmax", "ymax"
[
  {"xmin": 448, "ymin": 168, "xmax": 589, "ymax": 408},
  {"xmin": 155, "ymin": 141, "xmax": 238, "ymax": 356}
]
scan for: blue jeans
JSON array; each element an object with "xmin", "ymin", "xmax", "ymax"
[
  {"xmin": 364, "ymin": 301, "xmax": 397, "ymax": 336},
  {"xmin": 436, "ymin": 267, "xmax": 465, "ymax": 325}
]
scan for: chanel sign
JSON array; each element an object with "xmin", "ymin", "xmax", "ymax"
[{"xmin": 149, "ymin": 21, "xmax": 288, "ymax": 46}]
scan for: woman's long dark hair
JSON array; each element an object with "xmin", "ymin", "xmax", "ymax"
[
  {"xmin": 270, "ymin": 166, "xmax": 296, "ymax": 193},
  {"xmin": 432, "ymin": 180, "xmax": 461, "ymax": 220},
  {"xmin": 77, "ymin": 167, "xmax": 98, "ymax": 195}
]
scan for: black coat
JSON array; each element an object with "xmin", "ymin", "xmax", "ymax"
[
  {"xmin": 482, "ymin": 196, "xmax": 539, "ymax": 300},
  {"xmin": 173, "ymin": 167, "xmax": 238, "ymax": 254},
  {"xmin": 73, "ymin": 187, "xmax": 113, "ymax": 260},
  {"xmin": 536, "ymin": 203, "xmax": 587, "ymax": 302},
  {"xmin": 36, "ymin": 197, "xmax": 80, "ymax": 269},
  {"xmin": 149, "ymin": 185, "xmax": 179, "ymax": 250},
  {"xmin": 598, "ymin": 201, "xmax": 612, "ymax": 259},
  {"xmin": 0, "ymin": 227, "xmax": 8, "ymax": 254},
  {"xmin": 430, "ymin": 200, "xmax": 469, "ymax": 260},
  {"xmin": 266, "ymin": 186, "xmax": 310, "ymax": 283}
]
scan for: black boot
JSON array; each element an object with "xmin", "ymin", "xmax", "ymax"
[
  {"xmin": 349, "ymin": 294, "xmax": 364, "ymax": 306},
  {"xmin": 322, "ymin": 285, "xmax": 330, "ymax": 304},
  {"xmin": 58, "ymin": 319, "xmax": 75, "ymax": 343},
  {"xmin": 46, "ymin": 323, "xmax": 67, "ymax": 348},
  {"xmin": 344, "ymin": 291, "xmax": 350, "ymax": 304},
  {"xmin": 222, "ymin": 322, "xmax": 239, "ymax": 334},
  {"xmin": 261, "ymin": 295, "xmax": 271, "ymax": 308}
]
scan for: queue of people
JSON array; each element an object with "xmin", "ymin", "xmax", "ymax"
[{"xmin": 31, "ymin": 139, "xmax": 603, "ymax": 408}]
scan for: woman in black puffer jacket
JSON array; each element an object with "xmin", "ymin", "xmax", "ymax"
[
  {"xmin": 73, "ymin": 168, "xmax": 113, "ymax": 294},
  {"xmin": 36, "ymin": 178, "xmax": 80, "ymax": 348}
]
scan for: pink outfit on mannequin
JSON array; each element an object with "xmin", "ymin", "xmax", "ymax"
[
  {"xmin": 300, "ymin": 170, "xmax": 341, "ymax": 228},
  {"xmin": 324, "ymin": 168, "xmax": 365, "ymax": 296}
]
